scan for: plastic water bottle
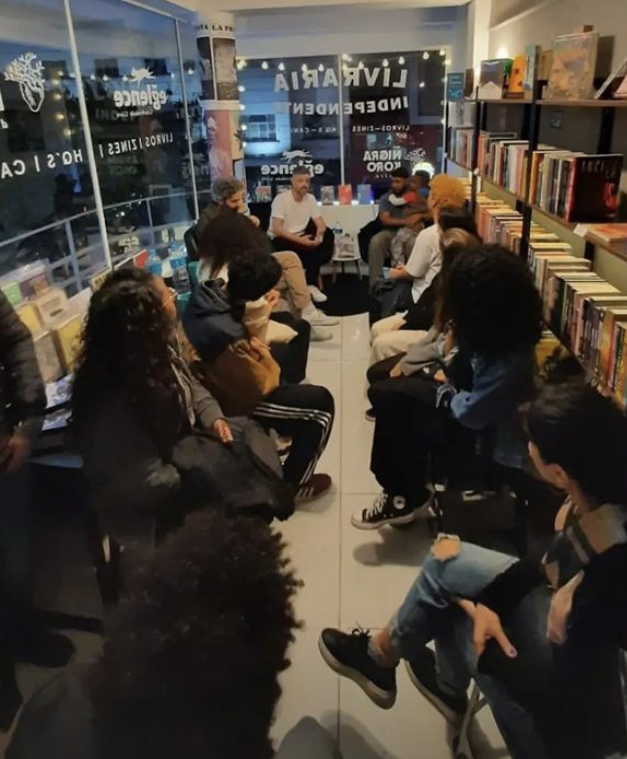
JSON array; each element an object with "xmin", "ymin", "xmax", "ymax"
[
  {"xmin": 170, "ymin": 246, "xmax": 191, "ymax": 295},
  {"xmin": 146, "ymin": 247, "xmax": 162, "ymax": 277}
]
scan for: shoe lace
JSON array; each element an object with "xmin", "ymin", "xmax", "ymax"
[
  {"xmin": 350, "ymin": 624, "xmax": 371, "ymax": 641},
  {"xmin": 363, "ymin": 492, "xmax": 388, "ymax": 520}
]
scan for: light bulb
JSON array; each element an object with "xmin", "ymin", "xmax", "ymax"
[
  {"xmin": 241, "ymin": 124, "xmax": 247, "ymax": 131},
  {"xmin": 419, "ymin": 82, "xmax": 425, "ymax": 88},
  {"xmin": 423, "ymin": 51, "xmax": 430, "ymax": 61},
  {"xmin": 243, "ymin": 141, "xmax": 248, "ymax": 148},
  {"xmin": 382, "ymin": 59, "xmax": 389, "ymax": 68},
  {"xmin": 358, "ymin": 61, "xmax": 364, "ymax": 70},
  {"xmin": 440, "ymin": 49, "xmax": 446, "ymax": 57},
  {"xmin": 102, "ymin": 74, "xmax": 109, "ymax": 82},
  {"xmin": 90, "ymin": 73, "xmax": 96, "ymax": 80},
  {"xmin": 445, "ymin": 59, "xmax": 452, "ymax": 67},
  {"xmin": 301, "ymin": 63, "xmax": 307, "ymax": 72},
  {"xmin": 318, "ymin": 63, "xmax": 324, "ymax": 72},
  {"xmin": 261, "ymin": 61, "xmax": 269, "ymax": 70},
  {"xmin": 278, "ymin": 62, "xmax": 285, "ymax": 71},
  {"xmin": 398, "ymin": 56, "xmax": 405, "ymax": 65},
  {"xmin": 187, "ymin": 68, "xmax": 194, "ymax": 76},
  {"xmin": 238, "ymin": 85, "xmax": 246, "ymax": 93},
  {"xmin": 240, "ymin": 103, "xmax": 246, "ymax": 111}
]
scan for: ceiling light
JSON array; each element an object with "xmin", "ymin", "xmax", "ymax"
[
  {"xmin": 419, "ymin": 81, "xmax": 425, "ymax": 88},
  {"xmin": 440, "ymin": 49, "xmax": 446, "ymax": 57},
  {"xmin": 102, "ymin": 74, "xmax": 109, "ymax": 82},
  {"xmin": 238, "ymin": 85, "xmax": 246, "ymax": 92},
  {"xmin": 318, "ymin": 63, "xmax": 324, "ymax": 72},
  {"xmin": 301, "ymin": 63, "xmax": 308, "ymax": 72},
  {"xmin": 423, "ymin": 52, "xmax": 430, "ymax": 60},
  {"xmin": 239, "ymin": 103, "xmax": 246, "ymax": 111},
  {"xmin": 358, "ymin": 61, "xmax": 365, "ymax": 70},
  {"xmin": 445, "ymin": 59, "xmax": 452, "ymax": 67},
  {"xmin": 241, "ymin": 124, "xmax": 247, "ymax": 131}
]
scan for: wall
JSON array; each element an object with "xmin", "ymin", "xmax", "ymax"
[{"xmin": 234, "ymin": 4, "xmax": 470, "ymax": 70}]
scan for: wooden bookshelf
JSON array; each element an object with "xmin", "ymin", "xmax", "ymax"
[
  {"xmin": 480, "ymin": 176, "xmax": 526, "ymax": 204},
  {"xmin": 538, "ymin": 99, "xmax": 627, "ymax": 108},
  {"xmin": 445, "ymin": 156, "xmax": 473, "ymax": 173},
  {"xmin": 584, "ymin": 231, "xmax": 627, "ymax": 263}
]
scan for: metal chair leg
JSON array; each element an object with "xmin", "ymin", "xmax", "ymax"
[{"xmin": 455, "ymin": 683, "xmax": 486, "ymax": 759}]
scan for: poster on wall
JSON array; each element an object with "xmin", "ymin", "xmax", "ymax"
[
  {"xmin": 205, "ymin": 108, "xmax": 242, "ymax": 182},
  {"xmin": 197, "ymin": 35, "xmax": 215, "ymax": 102},
  {"xmin": 213, "ymin": 35, "xmax": 238, "ymax": 101}
]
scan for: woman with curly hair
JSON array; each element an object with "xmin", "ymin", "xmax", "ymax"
[
  {"xmin": 8, "ymin": 511, "xmax": 338, "ymax": 759},
  {"xmin": 71, "ymin": 267, "xmax": 233, "ymax": 542},
  {"xmin": 354, "ymin": 244, "xmax": 542, "ymax": 530}
]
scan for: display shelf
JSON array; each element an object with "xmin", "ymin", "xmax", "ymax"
[
  {"xmin": 480, "ymin": 176, "xmax": 526, "ymax": 204},
  {"xmin": 538, "ymin": 99, "xmax": 627, "ymax": 108},
  {"xmin": 445, "ymin": 156, "xmax": 473, "ymax": 173},
  {"xmin": 584, "ymin": 231, "xmax": 627, "ymax": 263},
  {"xmin": 527, "ymin": 202, "xmax": 578, "ymax": 232},
  {"xmin": 474, "ymin": 98, "xmax": 532, "ymax": 105}
]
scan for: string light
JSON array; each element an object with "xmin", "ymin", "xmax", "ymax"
[
  {"xmin": 240, "ymin": 103, "xmax": 246, "ymax": 111},
  {"xmin": 242, "ymin": 141, "xmax": 248, "ymax": 148},
  {"xmin": 423, "ymin": 51, "xmax": 430, "ymax": 60},
  {"xmin": 122, "ymin": 75, "xmax": 128, "ymax": 82},
  {"xmin": 440, "ymin": 49, "xmax": 446, "ymax": 57},
  {"xmin": 342, "ymin": 54, "xmax": 352, "ymax": 62},
  {"xmin": 358, "ymin": 61, "xmax": 365, "ymax": 70},
  {"xmin": 90, "ymin": 73, "xmax": 96, "ymax": 80},
  {"xmin": 278, "ymin": 62, "xmax": 285, "ymax": 71},
  {"xmin": 318, "ymin": 63, "xmax": 324, "ymax": 72},
  {"xmin": 382, "ymin": 58, "xmax": 389, "ymax": 68},
  {"xmin": 261, "ymin": 61, "xmax": 269, "ymax": 70},
  {"xmin": 398, "ymin": 56, "xmax": 405, "ymax": 65},
  {"xmin": 238, "ymin": 84, "xmax": 246, "ymax": 93},
  {"xmin": 241, "ymin": 124, "xmax": 247, "ymax": 131},
  {"xmin": 419, "ymin": 82, "xmax": 425, "ymax": 88},
  {"xmin": 102, "ymin": 74, "xmax": 109, "ymax": 82},
  {"xmin": 301, "ymin": 63, "xmax": 308, "ymax": 72},
  {"xmin": 444, "ymin": 58, "xmax": 452, "ymax": 67}
]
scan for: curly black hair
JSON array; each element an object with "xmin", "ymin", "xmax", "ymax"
[
  {"xmin": 71, "ymin": 267, "xmax": 185, "ymax": 454},
  {"xmin": 199, "ymin": 212, "xmax": 271, "ymax": 277},
  {"xmin": 527, "ymin": 382, "xmax": 627, "ymax": 505},
  {"xmin": 227, "ymin": 250, "xmax": 282, "ymax": 321},
  {"xmin": 89, "ymin": 511, "xmax": 302, "ymax": 759},
  {"xmin": 440, "ymin": 244, "xmax": 542, "ymax": 356}
]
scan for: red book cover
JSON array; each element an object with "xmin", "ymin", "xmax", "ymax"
[{"xmin": 338, "ymin": 185, "xmax": 353, "ymax": 205}]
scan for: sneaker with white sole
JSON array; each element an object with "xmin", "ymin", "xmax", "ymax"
[
  {"xmin": 351, "ymin": 489, "xmax": 432, "ymax": 530},
  {"xmin": 405, "ymin": 647, "xmax": 469, "ymax": 723},
  {"xmin": 302, "ymin": 305, "xmax": 339, "ymax": 327},
  {"xmin": 308, "ymin": 284, "xmax": 328, "ymax": 303},
  {"xmin": 311, "ymin": 327, "xmax": 333, "ymax": 342},
  {"xmin": 296, "ymin": 473, "xmax": 332, "ymax": 503}
]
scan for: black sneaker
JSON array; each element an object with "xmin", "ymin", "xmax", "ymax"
[
  {"xmin": 318, "ymin": 627, "xmax": 397, "ymax": 709},
  {"xmin": 351, "ymin": 490, "xmax": 432, "ymax": 530},
  {"xmin": 405, "ymin": 647, "xmax": 469, "ymax": 723},
  {"xmin": 364, "ymin": 407, "xmax": 376, "ymax": 422}
]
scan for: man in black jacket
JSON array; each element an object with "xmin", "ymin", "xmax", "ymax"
[{"xmin": 0, "ymin": 291, "xmax": 70, "ymax": 729}]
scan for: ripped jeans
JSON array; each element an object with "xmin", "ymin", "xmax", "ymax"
[{"xmin": 388, "ymin": 541, "xmax": 550, "ymax": 759}]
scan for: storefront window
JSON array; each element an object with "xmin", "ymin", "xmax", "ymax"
[
  {"xmin": 238, "ymin": 55, "xmax": 342, "ymax": 200},
  {"xmin": 0, "ymin": 0, "xmax": 98, "ymax": 292},
  {"xmin": 71, "ymin": 0, "xmax": 195, "ymax": 266},
  {"xmin": 341, "ymin": 51, "xmax": 445, "ymax": 197}
]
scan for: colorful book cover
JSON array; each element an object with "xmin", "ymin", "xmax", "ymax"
[
  {"xmin": 338, "ymin": 185, "xmax": 353, "ymax": 205},
  {"xmin": 599, "ymin": 308, "xmax": 627, "ymax": 384},
  {"xmin": 357, "ymin": 184, "xmax": 374, "ymax": 204},
  {"xmin": 1, "ymin": 280, "xmax": 23, "ymax": 306},
  {"xmin": 254, "ymin": 185, "xmax": 272, "ymax": 203},
  {"xmin": 507, "ymin": 54, "xmax": 527, "ymax": 97},
  {"xmin": 545, "ymin": 31, "xmax": 599, "ymax": 100},
  {"xmin": 321, "ymin": 186, "xmax": 336, "ymax": 205},
  {"xmin": 15, "ymin": 302, "xmax": 43, "ymax": 336},
  {"xmin": 567, "ymin": 154, "xmax": 624, "ymax": 223}
]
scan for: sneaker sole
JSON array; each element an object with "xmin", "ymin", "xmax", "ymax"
[
  {"xmin": 364, "ymin": 412, "xmax": 375, "ymax": 422},
  {"xmin": 307, "ymin": 318, "xmax": 340, "ymax": 327},
  {"xmin": 318, "ymin": 637, "xmax": 396, "ymax": 710},
  {"xmin": 311, "ymin": 331, "xmax": 333, "ymax": 342},
  {"xmin": 404, "ymin": 661, "xmax": 466, "ymax": 724}
]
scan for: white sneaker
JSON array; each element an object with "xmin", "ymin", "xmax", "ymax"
[
  {"xmin": 302, "ymin": 304, "xmax": 339, "ymax": 327},
  {"xmin": 311, "ymin": 326, "xmax": 333, "ymax": 342},
  {"xmin": 308, "ymin": 284, "xmax": 328, "ymax": 303}
]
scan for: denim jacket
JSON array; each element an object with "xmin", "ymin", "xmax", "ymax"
[{"xmin": 437, "ymin": 349, "xmax": 534, "ymax": 469}]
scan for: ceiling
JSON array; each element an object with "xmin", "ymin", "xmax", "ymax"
[{"xmin": 176, "ymin": 0, "xmax": 467, "ymax": 12}]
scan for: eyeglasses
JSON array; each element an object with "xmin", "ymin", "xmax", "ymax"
[{"xmin": 164, "ymin": 287, "xmax": 177, "ymax": 306}]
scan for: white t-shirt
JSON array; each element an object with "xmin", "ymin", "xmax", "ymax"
[
  {"xmin": 404, "ymin": 224, "xmax": 441, "ymax": 303},
  {"xmin": 270, "ymin": 191, "xmax": 321, "ymax": 238}
]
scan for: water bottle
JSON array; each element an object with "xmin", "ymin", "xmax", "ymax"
[
  {"xmin": 170, "ymin": 246, "xmax": 191, "ymax": 295},
  {"xmin": 146, "ymin": 247, "xmax": 162, "ymax": 277}
]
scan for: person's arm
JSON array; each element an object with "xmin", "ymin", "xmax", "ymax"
[
  {"xmin": 0, "ymin": 292, "xmax": 46, "ymax": 470},
  {"xmin": 272, "ymin": 217, "xmax": 315, "ymax": 248},
  {"xmin": 403, "ymin": 227, "xmax": 438, "ymax": 282},
  {"xmin": 378, "ymin": 194, "xmax": 408, "ymax": 229},
  {"xmin": 398, "ymin": 328, "xmax": 441, "ymax": 376},
  {"xmin": 449, "ymin": 355, "xmax": 517, "ymax": 431},
  {"xmin": 189, "ymin": 370, "xmax": 233, "ymax": 444}
]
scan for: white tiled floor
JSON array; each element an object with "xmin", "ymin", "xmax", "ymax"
[{"xmin": 271, "ymin": 313, "xmax": 510, "ymax": 759}]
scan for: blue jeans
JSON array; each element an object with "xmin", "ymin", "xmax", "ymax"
[{"xmin": 389, "ymin": 542, "xmax": 550, "ymax": 759}]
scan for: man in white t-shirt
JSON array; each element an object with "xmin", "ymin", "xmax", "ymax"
[{"xmin": 270, "ymin": 167, "xmax": 334, "ymax": 303}]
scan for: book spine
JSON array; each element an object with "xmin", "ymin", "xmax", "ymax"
[
  {"xmin": 614, "ymin": 326, "xmax": 627, "ymax": 404},
  {"xmin": 610, "ymin": 322, "xmax": 623, "ymax": 391},
  {"xmin": 600, "ymin": 312, "xmax": 615, "ymax": 385}
]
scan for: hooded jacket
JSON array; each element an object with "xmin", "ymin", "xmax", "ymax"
[{"xmin": 183, "ymin": 280, "xmax": 280, "ymax": 416}]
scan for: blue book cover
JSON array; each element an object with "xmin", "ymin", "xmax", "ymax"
[{"xmin": 357, "ymin": 184, "xmax": 373, "ymax": 204}]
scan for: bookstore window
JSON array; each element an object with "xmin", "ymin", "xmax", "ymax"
[
  {"xmin": 71, "ymin": 0, "xmax": 195, "ymax": 268},
  {"xmin": 238, "ymin": 55, "xmax": 342, "ymax": 199},
  {"xmin": 0, "ymin": 0, "xmax": 99, "ymax": 294}
]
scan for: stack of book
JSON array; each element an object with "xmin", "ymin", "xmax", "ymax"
[
  {"xmin": 449, "ymin": 127, "xmax": 474, "ymax": 168},
  {"xmin": 477, "ymin": 131, "xmax": 518, "ymax": 179}
]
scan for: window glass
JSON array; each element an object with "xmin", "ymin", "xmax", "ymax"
[
  {"xmin": 341, "ymin": 51, "xmax": 446, "ymax": 197},
  {"xmin": 0, "ymin": 0, "xmax": 98, "ymax": 292},
  {"xmin": 239, "ymin": 55, "xmax": 342, "ymax": 200},
  {"xmin": 71, "ymin": 0, "xmax": 194, "ymax": 265}
]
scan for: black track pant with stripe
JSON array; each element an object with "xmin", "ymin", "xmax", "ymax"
[{"xmin": 254, "ymin": 384, "xmax": 335, "ymax": 485}]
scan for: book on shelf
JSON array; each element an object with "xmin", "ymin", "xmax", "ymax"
[
  {"xmin": 51, "ymin": 313, "xmax": 82, "ymax": 373},
  {"xmin": 545, "ymin": 31, "xmax": 599, "ymax": 101},
  {"xmin": 357, "ymin": 184, "xmax": 374, "ymax": 204},
  {"xmin": 33, "ymin": 331, "xmax": 63, "ymax": 384},
  {"xmin": 449, "ymin": 127, "xmax": 474, "ymax": 168},
  {"xmin": 507, "ymin": 54, "xmax": 527, "ymax": 97},
  {"xmin": 523, "ymin": 45, "xmax": 541, "ymax": 98},
  {"xmin": 464, "ymin": 68, "xmax": 475, "ymax": 98},
  {"xmin": 446, "ymin": 72, "xmax": 466, "ymax": 102},
  {"xmin": 594, "ymin": 54, "xmax": 627, "ymax": 100},
  {"xmin": 478, "ymin": 58, "xmax": 513, "ymax": 100},
  {"xmin": 338, "ymin": 185, "xmax": 353, "ymax": 205},
  {"xmin": 476, "ymin": 132, "xmax": 517, "ymax": 178},
  {"xmin": 447, "ymin": 101, "xmax": 477, "ymax": 128},
  {"xmin": 616, "ymin": 73, "xmax": 627, "ymax": 99},
  {"xmin": 587, "ymin": 223, "xmax": 627, "ymax": 249},
  {"xmin": 321, "ymin": 186, "xmax": 336, "ymax": 205}
]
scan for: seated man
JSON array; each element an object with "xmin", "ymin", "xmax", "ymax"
[
  {"xmin": 367, "ymin": 168, "xmax": 429, "ymax": 288},
  {"xmin": 184, "ymin": 251, "xmax": 335, "ymax": 504},
  {"xmin": 319, "ymin": 383, "xmax": 627, "ymax": 759},
  {"xmin": 270, "ymin": 167, "xmax": 334, "ymax": 304}
]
